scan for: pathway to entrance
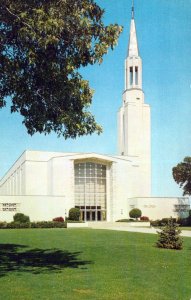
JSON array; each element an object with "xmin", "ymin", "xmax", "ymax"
[{"xmin": 87, "ymin": 222, "xmax": 191, "ymax": 237}]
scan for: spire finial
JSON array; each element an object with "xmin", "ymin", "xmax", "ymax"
[{"xmin": 132, "ymin": 0, "xmax": 134, "ymax": 19}]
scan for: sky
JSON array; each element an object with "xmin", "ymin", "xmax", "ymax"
[{"xmin": 0, "ymin": 0, "xmax": 191, "ymax": 198}]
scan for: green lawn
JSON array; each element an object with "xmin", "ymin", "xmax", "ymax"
[{"xmin": 0, "ymin": 229, "xmax": 190, "ymax": 300}]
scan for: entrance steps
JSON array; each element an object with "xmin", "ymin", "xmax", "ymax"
[{"xmin": 87, "ymin": 222, "xmax": 117, "ymax": 229}]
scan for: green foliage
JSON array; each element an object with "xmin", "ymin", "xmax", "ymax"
[
  {"xmin": 2, "ymin": 222, "xmax": 31, "ymax": 229},
  {"xmin": 151, "ymin": 218, "xmax": 177, "ymax": 227},
  {"xmin": 188, "ymin": 211, "xmax": 191, "ymax": 226},
  {"xmin": 172, "ymin": 157, "xmax": 191, "ymax": 196},
  {"xmin": 30, "ymin": 221, "xmax": 66, "ymax": 228},
  {"xmin": 150, "ymin": 219, "xmax": 160, "ymax": 227},
  {"xmin": 66, "ymin": 220, "xmax": 84, "ymax": 223},
  {"xmin": 13, "ymin": 213, "xmax": 30, "ymax": 223},
  {"xmin": 68, "ymin": 208, "xmax": 80, "ymax": 221},
  {"xmin": 0, "ymin": 221, "xmax": 66, "ymax": 229},
  {"xmin": 116, "ymin": 219, "xmax": 135, "ymax": 222},
  {"xmin": 0, "ymin": 221, "xmax": 8, "ymax": 229},
  {"xmin": 160, "ymin": 218, "xmax": 176, "ymax": 225},
  {"xmin": 129, "ymin": 208, "xmax": 142, "ymax": 220},
  {"xmin": 0, "ymin": 0, "xmax": 122, "ymax": 138},
  {"xmin": 177, "ymin": 211, "xmax": 191, "ymax": 226},
  {"xmin": 177, "ymin": 218, "xmax": 190, "ymax": 227},
  {"xmin": 156, "ymin": 217, "xmax": 183, "ymax": 250}
]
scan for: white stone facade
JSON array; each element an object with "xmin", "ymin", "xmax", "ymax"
[
  {"xmin": 0, "ymin": 150, "xmax": 189, "ymax": 222},
  {"xmin": 0, "ymin": 150, "xmax": 143, "ymax": 221}
]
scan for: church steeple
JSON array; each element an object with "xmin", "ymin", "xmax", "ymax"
[
  {"xmin": 125, "ymin": 1, "xmax": 142, "ymax": 91},
  {"xmin": 118, "ymin": 1, "xmax": 150, "ymax": 165},
  {"xmin": 118, "ymin": 1, "xmax": 151, "ymax": 195},
  {"xmin": 128, "ymin": 0, "xmax": 138, "ymax": 57},
  {"xmin": 128, "ymin": 15, "xmax": 139, "ymax": 57}
]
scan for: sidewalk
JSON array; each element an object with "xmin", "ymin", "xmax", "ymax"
[{"xmin": 88, "ymin": 222, "xmax": 191, "ymax": 237}]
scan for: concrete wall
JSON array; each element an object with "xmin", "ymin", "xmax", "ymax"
[
  {"xmin": 128, "ymin": 197, "xmax": 190, "ymax": 220},
  {"xmin": 0, "ymin": 150, "xmax": 79, "ymax": 197},
  {"xmin": 0, "ymin": 195, "xmax": 70, "ymax": 222},
  {"xmin": 0, "ymin": 152, "xmax": 26, "ymax": 195}
]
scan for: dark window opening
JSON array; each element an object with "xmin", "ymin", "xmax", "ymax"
[
  {"xmin": 135, "ymin": 66, "xmax": 138, "ymax": 85},
  {"xmin": 130, "ymin": 67, "xmax": 133, "ymax": 85}
]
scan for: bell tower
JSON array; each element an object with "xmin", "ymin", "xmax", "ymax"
[{"xmin": 118, "ymin": 1, "xmax": 151, "ymax": 196}]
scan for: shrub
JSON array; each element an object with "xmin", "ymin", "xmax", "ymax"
[
  {"xmin": 150, "ymin": 220, "xmax": 160, "ymax": 227},
  {"xmin": 68, "ymin": 208, "xmax": 80, "ymax": 221},
  {"xmin": 17, "ymin": 222, "xmax": 31, "ymax": 228},
  {"xmin": 0, "ymin": 220, "xmax": 67, "ymax": 229},
  {"xmin": 140, "ymin": 216, "xmax": 149, "ymax": 221},
  {"xmin": 129, "ymin": 208, "xmax": 142, "ymax": 220},
  {"xmin": 66, "ymin": 220, "xmax": 84, "ymax": 223},
  {"xmin": 52, "ymin": 217, "xmax": 64, "ymax": 222},
  {"xmin": 156, "ymin": 217, "xmax": 183, "ymax": 250},
  {"xmin": 151, "ymin": 218, "xmax": 177, "ymax": 227},
  {"xmin": 160, "ymin": 218, "xmax": 176, "ymax": 226},
  {"xmin": 13, "ymin": 213, "xmax": 30, "ymax": 223},
  {"xmin": 0, "ymin": 222, "xmax": 7, "ymax": 229},
  {"xmin": 177, "ymin": 211, "xmax": 191, "ymax": 227},
  {"xmin": 5, "ymin": 222, "xmax": 30, "ymax": 229},
  {"xmin": 187, "ymin": 210, "xmax": 191, "ymax": 226},
  {"xmin": 116, "ymin": 219, "xmax": 136, "ymax": 222},
  {"xmin": 30, "ymin": 221, "xmax": 66, "ymax": 228},
  {"xmin": 177, "ymin": 218, "xmax": 188, "ymax": 226},
  {"xmin": 6, "ymin": 222, "xmax": 19, "ymax": 229}
]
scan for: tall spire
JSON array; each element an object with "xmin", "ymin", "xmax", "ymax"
[
  {"xmin": 128, "ymin": 0, "xmax": 139, "ymax": 57},
  {"xmin": 125, "ymin": 1, "xmax": 142, "ymax": 90}
]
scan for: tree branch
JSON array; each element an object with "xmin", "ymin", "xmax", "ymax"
[{"xmin": 5, "ymin": 6, "xmax": 34, "ymax": 30}]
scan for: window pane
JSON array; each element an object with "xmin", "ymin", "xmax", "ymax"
[{"xmin": 74, "ymin": 162, "xmax": 107, "ymax": 210}]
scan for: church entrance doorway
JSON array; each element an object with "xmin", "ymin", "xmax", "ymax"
[{"xmin": 79, "ymin": 207, "xmax": 106, "ymax": 222}]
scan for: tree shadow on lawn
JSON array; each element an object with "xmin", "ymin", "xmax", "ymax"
[{"xmin": 0, "ymin": 244, "xmax": 92, "ymax": 277}]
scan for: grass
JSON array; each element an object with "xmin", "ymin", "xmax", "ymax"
[{"xmin": 0, "ymin": 229, "xmax": 191, "ymax": 300}]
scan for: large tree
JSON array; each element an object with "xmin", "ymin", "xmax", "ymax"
[
  {"xmin": 172, "ymin": 157, "xmax": 191, "ymax": 196},
  {"xmin": 0, "ymin": 0, "xmax": 122, "ymax": 138}
]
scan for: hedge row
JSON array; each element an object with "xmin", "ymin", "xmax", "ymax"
[
  {"xmin": 151, "ymin": 217, "xmax": 191, "ymax": 227},
  {"xmin": 116, "ymin": 217, "xmax": 150, "ymax": 222},
  {"xmin": 116, "ymin": 219, "xmax": 136, "ymax": 222},
  {"xmin": 0, "ymin": 221, "xmax": 67, "ymax": 229}
]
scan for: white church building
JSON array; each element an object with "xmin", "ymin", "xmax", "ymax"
[{"xmin": 0, "ymin": 7, "xmax": 189, "ymax": 222}]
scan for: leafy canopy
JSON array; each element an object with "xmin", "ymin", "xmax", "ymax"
[
  {"xmin": 0, "ymin": 0, "xmax": 122, "ymax": 138},
  {"xmin": 172, "ymin": 157, "xmax": 191, "ymax": 196}
]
